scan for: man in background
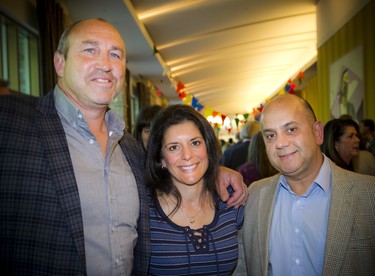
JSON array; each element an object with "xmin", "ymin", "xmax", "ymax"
[
  {"xmin": 221, "ymin": 120, "xmax": 260, "ymax": 170},
  {"xmin": 359, "ymin": 118, "xmax": 375, "ymax": 157}
]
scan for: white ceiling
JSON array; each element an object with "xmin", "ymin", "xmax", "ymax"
[{"xmin": 66, "ymin": 0, "xmax": 317, "ymax": 116}]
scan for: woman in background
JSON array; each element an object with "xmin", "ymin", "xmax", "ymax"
[
  {"xmin": 321, "ymin": 118, "xmax": 375, "ymax": 175},
  {"xmin": 133, "ymin": 105, "xmax": 164, "ymax": 151},
  {"xmin": 237, "ymin": 131, "xmax": 278, "ymax": 186}
]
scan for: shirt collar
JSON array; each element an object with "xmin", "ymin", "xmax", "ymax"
[
  {"xmin": 277, "ymin": 153, "xmax": 332, "ymax": 197},
  {"xmin": 53, "ymin": 85, "xmax": 125, "ymax": 136},
  {"xmin": 314, "ymin": 154, "xmax": 332, "ymax": 195}
]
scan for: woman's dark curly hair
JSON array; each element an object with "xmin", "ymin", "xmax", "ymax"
[{"xmin": 145, "ymin": 104, "xmax": 221, "ymax": 216}]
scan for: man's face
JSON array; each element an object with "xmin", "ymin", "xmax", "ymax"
[
  {"xmin": 54, "ymin": 19, "xmax": 126, "ymax": 111},
  {"xmin": 260, "ymin": 96, "xmax": 323, "ymax": 181}
]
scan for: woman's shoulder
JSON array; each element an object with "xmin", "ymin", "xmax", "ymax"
[{"xmin": 215, "ymin": 192, "xmax": 245, "ymax": 228}]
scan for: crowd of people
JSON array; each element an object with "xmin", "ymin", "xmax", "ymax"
[
  {"xmin": 221, "ymin": 120, "xmax": 260, "ymax": 170},
  {"xmin": 1, "ymin": 17, "xmax": 374, "ymax": 275}
]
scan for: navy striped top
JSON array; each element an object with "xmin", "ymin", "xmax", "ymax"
[{"xmin": 148, "ymin": 190, "xmax": 245, "ymax": 275}]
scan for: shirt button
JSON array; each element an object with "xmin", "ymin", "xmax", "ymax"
[
  {"xmin": 296, "ymin": 259, "xmax": 300, "ymax": 264},
  {"xmin": 295, "ymin": 228, "xmax": 300, "ymax": 233},
  {"xmin": 116, "ymin": 258, "xmax": 119, "ymax": 264},
  {"xmin": 109, "ymin": 131, "xmax": 113, "ymax": 137},
  {"xmin": 78, "ymin": 114, "xmax": 83, "ymax": 119},
  {"xmin": 89, "ymin": 139, "xmax": 94, "ymax": 144}
]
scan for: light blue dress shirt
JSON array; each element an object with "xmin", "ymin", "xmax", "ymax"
[{"xmin": 269, "ymin": 155, "xmax": 332, "ymax": 276}]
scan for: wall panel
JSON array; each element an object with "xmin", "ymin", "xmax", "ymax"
[{"xmin": 317, "ymin": 0, "xmax": 375, "ymax": 123}]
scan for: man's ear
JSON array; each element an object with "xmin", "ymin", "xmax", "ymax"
[
  {"xmin": 54, "ymin": 51, "xmax": 65, "ymax": 77},
  {"xmin": 314, "ymin": 120, "xmax": 324, "ymax": 146}
]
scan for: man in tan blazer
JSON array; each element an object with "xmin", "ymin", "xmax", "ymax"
[{"xmin": 234, "ymin": 94, "xmax": 375, "ymax": 276}]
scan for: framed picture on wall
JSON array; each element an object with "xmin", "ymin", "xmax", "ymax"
[{"xmin": 329, "ymin": 45, "xmax": 364, "ymax": 122}]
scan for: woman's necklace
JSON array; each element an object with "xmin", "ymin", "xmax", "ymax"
[{"xmin": 181, "ymin": 206, "xmax": 203, "ymax": 223}]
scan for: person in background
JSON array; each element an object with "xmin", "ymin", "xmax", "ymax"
[
  {"xmin": 220, "ymin": 137, "xmax": 234, "ymax": 153},
  {"xmin": 145, "ymin": 104, "xmax": 244, "ymax": 275},
  {"xmin": 321, "ymin": 118, "xmax": 375, "ymax": 176},
  {"xmin": 221, "ymin": 120, "xmax": 260, "ymax": 170},
  {"xmin": 234, "ymin": 94, "xmax": 375, "ymax": 276},
  {"xmin": 338, "ymin": 114, "xmax": 367, "ymax": 150},
  {"xmin": 0, "ymin": 18, "xmax": 248, "ymax": 275},
  {"xmin": 219, "ymin": 138, "xmax": 227, "ymax": 152},
  {"xmin": 338, "ymin": 113, "xmax": 353, "ymax": 120},
  {"xmin": 321, "ymin": 118, "xmax": 359, "ymax": 171},
  {"xmin": 359, "ymin": 118, "xmax": 375, "ymax": 157},
  {"xmin": 237, "ymin": 131, "xmax": 278, "ymax": 186},
  {"xmin": 133, "ymin": 104, "xmax": 164, "ymax": 151}
]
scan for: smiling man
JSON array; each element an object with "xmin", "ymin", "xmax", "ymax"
[
  {"xmin": 233, "ymin": 94, "xmax": 375, "ymax": 276},
  {"xmin": 0, "ymin": 18, "xmax": 247, "ymax": 275}
]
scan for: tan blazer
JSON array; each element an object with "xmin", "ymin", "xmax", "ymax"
[{"xmin": 234, "ymin": 159, "xmax": 375, "ymax": 276}]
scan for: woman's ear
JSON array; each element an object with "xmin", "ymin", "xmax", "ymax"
[
  {"xmin": 334, "ymin": 141, "xmax": 339, "ymax": 152},
  {"xmin": 161, "ymin": 159, "xmax": 167, "ymax": 169}
]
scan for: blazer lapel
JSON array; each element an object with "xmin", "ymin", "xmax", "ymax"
[
  {"xmin": 258, "ymin": 176, "xmax": 279, "ymax": 274},
  {"xmin": 323, "ymin": 163, "xmax": 355, "ymax": 276},
  {"xmin": 36, "ymin": 93, "xmax": 86, "ymax": 270}
]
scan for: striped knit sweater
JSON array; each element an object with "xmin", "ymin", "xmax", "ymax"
[{"xmin": 148, "ymin": 190, "xmax": 244, "ymax": 275}]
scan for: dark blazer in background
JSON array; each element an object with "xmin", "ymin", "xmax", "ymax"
[
  {"xmin": 221, "ymin": 140, "xmax": 250, "ymax": 170},
  {"xmin": 0, "ymin": 92, "xmax": 150, "ymax": 275}
]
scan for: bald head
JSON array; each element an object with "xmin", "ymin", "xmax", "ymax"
[
  {"xmin": 261, "ymin": 94, "xmax": 317, "ymax": 128},
  {"xmin": 56, "ymin": 18, "xmax": 124, "ymax": 60}
]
